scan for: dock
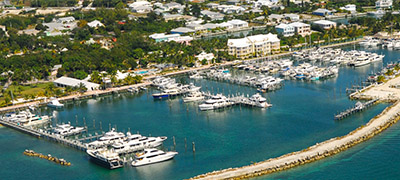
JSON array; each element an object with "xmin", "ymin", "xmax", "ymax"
[
  {"xmin": 0, "ymin": 119, "xmax": 88, "ymax": 151},
  {"xmin": 202, "ymin": 92, "xmax": 270, "ymax": 109},
  {"xmin": 334, "ymin": 99, "xmax": 378, "ymax": 120}
]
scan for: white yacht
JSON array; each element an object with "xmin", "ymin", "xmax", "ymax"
[
  {"xmin": 199, "ymin": 94, "xmax": 233, "ymax": 111},
  {"xmin": 189, "ymin": 73, "xmax": 203, "ymax": 79},
  {"xmin": 249, "ymin": 93, "xmax": 272, "ymax": 108},
  {"xmin": 5, "ymin": 110, "xmax": 51, "ymax": 127},
  {"xmin": 53, "ymin": 124, "xmax": 85, "ymax": 136},
  {"xmin": 131, "ymin": 148, "xmax": 178, "ymax": 167},
  {"xmin": 183, "ymin": 91, "xmax": 204, "ymax": 102},
  {"xmin": 111, "ymin": 134, "xmax": 167, "ymax": 154},
  {"xmin": 47, "ymin": 98, "xmax": 64, "ymax": 108},
  {"xmin": 86, "ymin": 149, "xmax": 124, "ymax": 169},
  {"xmin": 87, "ymin": 128, "xmax": 126, "ymax": 148}
]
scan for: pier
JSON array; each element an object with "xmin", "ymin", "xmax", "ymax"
[
  {"xmin": 200, "ymin": 92, "xmax": 271, "ymax": 110},
  {"xmin": 0, "ymin": 119, "xmax": 88, "ymax": 151},
  {"xmin": 334, "ymin": 99, "xmax": 378, "ymax": 120}
]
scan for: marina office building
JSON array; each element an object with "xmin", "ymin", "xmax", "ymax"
[{"xmin": 228, "ymin": 33, "xmax": 280, "ymax": 59}]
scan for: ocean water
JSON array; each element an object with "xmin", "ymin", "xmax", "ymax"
[{"xmin": 0, "ymin": 46, "xmax": 399, "ymax": 180}]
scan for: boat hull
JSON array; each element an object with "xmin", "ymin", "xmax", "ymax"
[
  {"xmin": 87, "ymin": 151, "xmax": 124, "ymax": 169},
  {"xmin": 131, "ymin": 152, "xmax": 177, "ymax": 167}
]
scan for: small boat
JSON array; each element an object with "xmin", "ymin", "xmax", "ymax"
[
  {"xmin": 87, "ymin": 149, "xmax": 124, "ymax": 169},
  {"xmin": 183, "ymin": 91, "xmax": 204, "ymax": 102},
  {"xmin": 47, "ymin": 98, "xmax": 64, "ymax": 108},
  {"xmin": 131, "ymin": 148, "xmax": 178, "ymax": 167}
]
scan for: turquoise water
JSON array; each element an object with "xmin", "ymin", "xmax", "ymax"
[{"xmin": 1, "ymin": 46, "xmax": 399, "ymax": 180}]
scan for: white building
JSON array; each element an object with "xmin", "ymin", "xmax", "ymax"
[
  {"xmin": 376, "ymin": 0, "xmax": 392, "ymax": 9},
  {"xmin": 149, "ymin": 33, "xmax": 180, "ymax": 42},
  {"xmin": 289, "ymin": 22, "xmax": 311, "ymax": 36},
  {"xmin": 314, "ymin": 20, "xmax": 337, "ymax": 30},
  {"xmin": 129, "ymin": 1, "xmax": 152, "ymax": 13},
  {"xmin": 340, "ymin": 4, "xmax": 356, "ymax": 12},
  {"xmin": 217, "ymin": 5, "xmax": 245, "ymax": 14},
  {"xmin": 195, "ymin": 52, "xmax": 215, "ymax": 65},
  {"xmin": 218, "ymin": 22, "xmax": 234, "ymax": 29},
  {"xmin": 88, "ymin": 20, "xmax": 104, "ymax": 28},
  {"xmin": 168, "ymin": 36, "xmax": 193, "ymax": 45},
  {"xmin": 201, "ymin": 10, "xmax": 225, "ymax": 21},
  {"xmin": 284, "ymin": 14, "xmax": 300, "ymax": 21},
  {"xmin": 226, "ymin": 19, "xmax": 249, "ymax": 29},
  {"xmin": 228, "ymin": 33, "xmax": 280, "ymax": 59},
  {"xmin": 56, "ymin": 16, "xmax": 75, "ymax": 23},
  {"xmin": 54, "ymin": 77, "xmax": 99, "ymax": 91},
  {"xmin": 275, "ymin": 23, "xmax": 295, "ymax": 37}
]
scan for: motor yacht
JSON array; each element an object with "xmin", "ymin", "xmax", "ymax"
[
  {"xmin": 86, "ymin": 149, "xmax": 124, "ymax": 169},
  {"xmin": 53, "ymin": 123, "xmax": 85, "ymax": 136},
  {"xmin": 87, "ymin": 128, "xmax": 126, "ymax": 148},
  {"xmin": 183, "ymin": 91, "xmax": 204, "ymax": 102},
  {"xmin": 198, "ymin": 94, "xmax": 233, "ymax": 111},
  {"xmin": 131, "ymin": 148, "xmax": 178, "ymax": 167},
  {"xmin": 248, "ymin": 93, "xmax": 272, "ymax": 108}
]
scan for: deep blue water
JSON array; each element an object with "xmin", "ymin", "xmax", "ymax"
[{"xmin": 0, "ymin": 46, "xmax": 399, "ymax": 180}]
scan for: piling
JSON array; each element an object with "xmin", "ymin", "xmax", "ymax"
[{"xmin": 192, "ymin": 142, "xmax": 196, "ymax": 153}]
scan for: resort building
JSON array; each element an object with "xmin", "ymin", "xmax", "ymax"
[
  {"xmin": 275, "ymin": 23, "xmax": 295, "ymax": 37},
  {"xmin": 54, "ymin": 77, "xmax": 100, "ymax": 91},
  {"xmin": 314, "ymin": 20, "xmax": 337, "ymax": 30},
  {"xmin": 289, "ymin": 22, "xmax": 311, "ymax": 37},
  {"xmin": 312, "ymin": 8, "xmax": 333, "ymax": 16},
  {"xmin": 227, "ymin": 33, "xmax": 280, "ymax": 59},
  {"xmin": 376, "ymin": 0, "xmax": 392, "ymax": 9}
]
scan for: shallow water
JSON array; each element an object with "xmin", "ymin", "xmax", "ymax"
[{"xmin": 0, "ymin": 46, "xmax": 399, "ymax": 180}]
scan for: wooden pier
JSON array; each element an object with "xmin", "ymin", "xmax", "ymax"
[{"xmin": 334, "ymin": 99, "xmax": 378, "ymax": 120}]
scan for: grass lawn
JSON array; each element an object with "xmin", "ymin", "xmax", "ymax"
[
  {"xmin": 5, "ymin": 82, "xmax": 53, "ymax": 97},
  {"xmin": 0, "ymin": 82, "xmax": 54, "ymax": 106}
]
